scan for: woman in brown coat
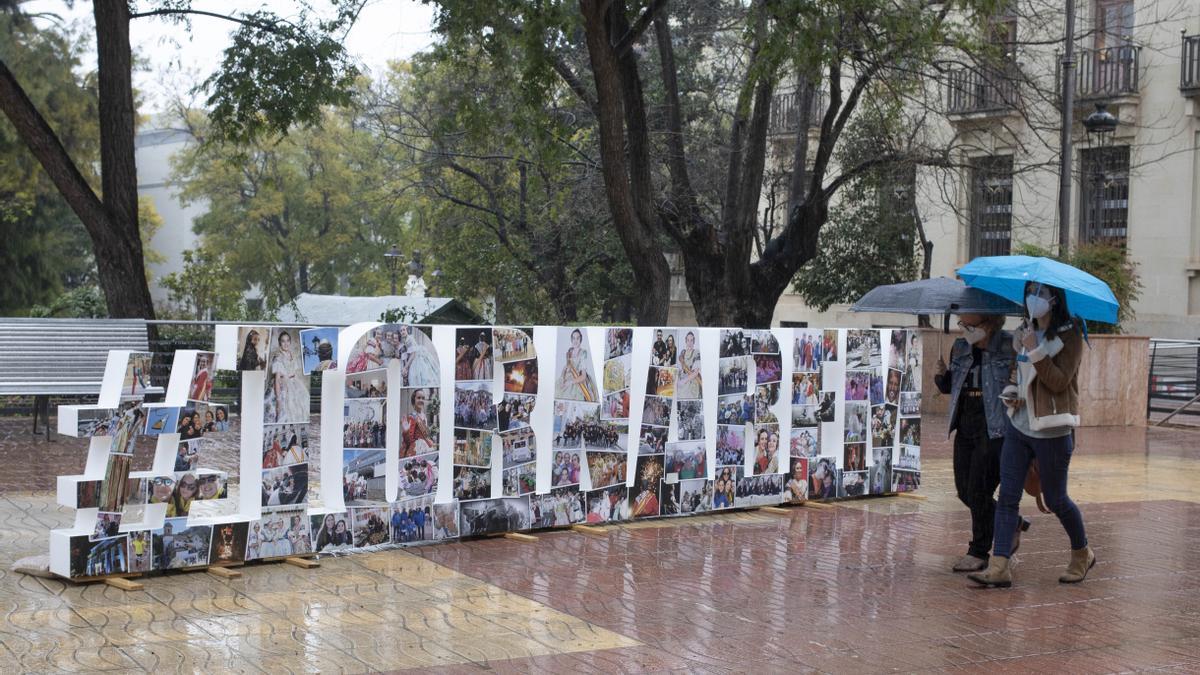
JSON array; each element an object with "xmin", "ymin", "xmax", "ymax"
[{"xmin": 969, "ymin": 281, "xmax": 1094, "ymax": 588}]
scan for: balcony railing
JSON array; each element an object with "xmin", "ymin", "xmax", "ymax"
[
  {"xmin": 945, "ymin": 67, "xmax": 1019, "ymax": 115},
  {"xmin": 768, "ymin": 89, "xmax": 825, "ymax": 136},
  {"xmin": 1074, "ymin": 46, "xmax": 1141, "ymax": 100},
  {"xmin": 1182, "ymin": 34, "xmax": 1200, "ymax": 93}
]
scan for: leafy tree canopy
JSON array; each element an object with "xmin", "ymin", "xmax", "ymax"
[{"xmin": 170, "ymin": 98, "xmax": 408, "ymax": 316}]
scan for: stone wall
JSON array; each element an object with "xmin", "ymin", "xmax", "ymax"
[{"xmin": 920, "ymin": 330, "xmax": 1149, "ymax": 427}]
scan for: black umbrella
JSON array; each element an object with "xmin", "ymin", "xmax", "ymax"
[
  {"xmin": 850, "ymin": 277, "xmax": 1021, "ymax": 316},
  {"xmin": 850, "ymin": 277, "xmax": 1021, "ymax": 333}
]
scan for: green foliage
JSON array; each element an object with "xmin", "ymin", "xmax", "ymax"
[
  {"xmin": 159, "ymin": 248, "xmax": 256, "ymax": 321},
  {"xmin": 1012, "ymin": 242, "xmax": 1141, "ymax": 334},
  {"xmin": 0, "ymin": 13, "xmax": 98, "ymax": 314},
  {"xmin": 172, "ymin": 101, "xmax": 406, "ymax": 312},
  {"xmin": 416, "ymin": 0, "xmax": 1008, "ymax": 324},
  {"xmin": 181, "ymin": 3, "xmax": 363, "ymax": 144},
  {"xmin": 791, "ymin": 104, "xmax": 922, "ymax": 311},
  {"xmin": 379, "ymin": 306, "xmax": 425, "ymax": 324},
  {"xmin": 28, "ymin": 285, "xmax": 108, "ymax": 318},
  {"xmin": 372, "ymin": 52, "xmax": 636, "ymax": 324}
]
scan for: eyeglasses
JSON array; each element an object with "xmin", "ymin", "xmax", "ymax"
[
  {"xmin": 956, "ymin": 320, "xmax": 983, "ymax": 329},
  {"xmin": 179, "ymin": 481, "xmax": 198, "ymax": 490},
  {"xmin": 152, "ymin": 477, "xmax": 174, "ymax": 486}
]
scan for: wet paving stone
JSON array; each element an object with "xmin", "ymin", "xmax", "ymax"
[{"xmin": 0, "ymin": 414, "xmax": 1197, "ymax": 672}]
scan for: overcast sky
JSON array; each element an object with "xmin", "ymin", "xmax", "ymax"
[{"xmin": 26, "ymin": 0, "xmax": 438, "ymax": 113}]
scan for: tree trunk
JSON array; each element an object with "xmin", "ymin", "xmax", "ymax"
[
  {"xmin": 92, "ymin": 2, "xmax": 157, "ymax": 319},
  {"xmin": 0, "ymin": 6, "xmax": 157, "ymax": 321},
  {"xmin": 579, "ymin": 0, "xmax": 670, "ymax": 326}
]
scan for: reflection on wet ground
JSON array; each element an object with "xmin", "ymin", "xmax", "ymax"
[{"xmin": 1, "ymin": 415, "xmax": 1198, "ymax": 672}]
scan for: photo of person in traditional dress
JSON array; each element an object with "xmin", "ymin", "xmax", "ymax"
[
  {"xmin": 401, "ymin": 387, "xmax": 437, "ymax": 457},
  {"xmin": 346, "ymin": 331, "xmax": 384, "ymax": 374},
  {"xmin": 238, "ymin": 327, "xmax": 268, "ymax": 371},
  {"xmin": 399, "ymin": 325, "xmax": 439, "ymax": 387},
  {"xmin": 472, "ymin": 330, "xmax": 493, "ymax": 380},
  {"xmin": 455, "ymin": 335, "xmax": 475, "ymax": 381},
  {"xmin": 189, "ymin": 352, "xmax": 215, "ymax": 402},
  {"xmin": 264, "ymin": 329, "xmax": 309, "ymax": 425},
  {"xmin": 556, "ymin": 328, "xmax": 597, "ymax": 402},
  {"xmin": 676, "ymin": 331, "xmax": 702, "ymax": 400}
]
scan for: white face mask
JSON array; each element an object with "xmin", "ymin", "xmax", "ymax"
[
  {"xmin": 962, "ymin": 325, "xmax": 989, "ymax": 345},
  {"xmin": 1026, "ymin": 295, "xmax": 1051, "ymax": 320}
]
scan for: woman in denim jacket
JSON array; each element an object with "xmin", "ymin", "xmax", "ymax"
[{"xmin": 934, "ymin": 313, "xmax": 1025, "ymax": 572}]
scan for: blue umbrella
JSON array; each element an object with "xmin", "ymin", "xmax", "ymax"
[{"xmin": 957, "ymin": 255, "xmax": 1119, "ymax": 324}]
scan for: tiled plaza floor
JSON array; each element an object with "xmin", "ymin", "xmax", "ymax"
[{"xmin": 0, "ymin": 414, "xmax": 1198, "ymax": 673}]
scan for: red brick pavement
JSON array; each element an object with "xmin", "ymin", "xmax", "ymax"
[
  {"xmin": 5, "ymin": 411, "xmax": 1200, "ymax": 672},
  {"xmin": 408, "ymin": 497, "xmax": 1200, "ymax": 673},
  {"xmin": 400, "ymin": 418, "xmax": 1200, "ymax": 673}
]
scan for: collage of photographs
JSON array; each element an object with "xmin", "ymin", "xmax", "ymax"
[
  {"xmin": 450, "ymin": 328, "xmax": 503, "ymax": 505},
  {"xmin": 718, "ymin": 329, "xmax": 786, "ymax": 508},
  {"xmin": 890, "ymin": 329, "xmax": 923, "ymax": 493},
  {"xmin": 628, "ymin": 328, "xmax": 678, "ymax": 518},
  {"xmin": 836, "ymin": 329, "xmax": 882, "ymax": 499},
  {"xmin": 345, "ymin": 324, "xmax": 443, "ymax": 509},
  {"xmin": 491, "ymin": 327, "xmax": 538, "ymax": 517},
  {"xmin": 84, "ymin": 350, "xmax": 228, "ymax": 559},
  {"xmin": 63, "ymin": 324, "xmax": 924, "ymax": 579},
  {"xmin": 236, "ymin": 326, "xmax": 315, "ymax": 563},
  {"xmin": 550, "ymin": 327, "xmax": 600, "ymax": 504}
]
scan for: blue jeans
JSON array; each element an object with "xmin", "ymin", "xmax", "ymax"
[{"xmin": 992, "ymin": 422, "xmax": 1088, "ymax": 558}]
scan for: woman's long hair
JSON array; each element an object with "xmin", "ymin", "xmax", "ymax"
[{"xmin": 1025, "ymin": 282, "xmax": 1073, "ymax": 337}]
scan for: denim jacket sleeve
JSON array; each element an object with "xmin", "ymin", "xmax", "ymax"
[{"xmin": 980, "ymin": 330, "xmax": 1017, "ymax": 438}]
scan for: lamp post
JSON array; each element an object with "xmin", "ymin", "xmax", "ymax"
[
  {"xmin": 384, "ymin": 245, "xmax": 403, "ymax": 295},
  {"xmin": 1057, "ymin": 0, "xmax": 1077, "ymax": 258},
  {"xmin": 1081, "ymin": 103, "xmax": 1119, "ymax": 241}
]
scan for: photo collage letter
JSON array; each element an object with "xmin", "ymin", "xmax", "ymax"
[
  {"xmin": 458, "ymin": 327, "xmax": 538, "ymax": 537},
  {"xmin": 48, "ymin": 325, "xmax": 922, "ymax": 579},
  {"xmin": 334, "ymin": 323, "xmax": 452, "ymax": 550},
  {"xmin": 55, "ymin": 347, "xmax": 233, "ymax": 578}
]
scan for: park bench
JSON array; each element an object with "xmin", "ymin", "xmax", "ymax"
[{"xmin": 0, "ymin": 318, "xmax": 156, "ymax": 439}]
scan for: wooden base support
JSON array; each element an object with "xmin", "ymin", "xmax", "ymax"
[
  {"xmin": 759, "ymin": 506, "xmax": 794, "ymax": 515},
  {"xmin": 284, "ymin": 556, "xmax": 320, "ymax": 569},
  {"xmin": 105, "ymin": 577, "xmax": 143, "ymax": 591},
  {"xmin": 571, "ymin": 524, "xmax": 608, "ymax": 537},
  {"xmin": 801, "ymin": 501, "xmax": 835, "ymax": 510},
  {"xmin": 896, "ymin": 492, "xmax": 928, "ymax": 501},
  {"xmin": 208, "ymin": 566, "xmax": 242, "ymax": 579},
  {"xmin": 503, "ymin": 532, "xmax": 538, "ymax": 543}
]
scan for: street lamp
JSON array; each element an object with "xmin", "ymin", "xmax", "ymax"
[
  {"xmin": 1083, "ymin": 102, "xmax": 1118, "ymax": 186},
  {"xmin": 1081, "ymin": 103, "xmax": 1119, "ymax": 241},
  {"xmin": 1082, "ymin": 102, "xmax": 1118, "ymax": 145},
  {"xmin": 383, "ymin": 245, "xmax": 404, "ymax": 295},
  {"xmin": 429, "ymin": 269, "xmax": 443, "ymax": 296}
]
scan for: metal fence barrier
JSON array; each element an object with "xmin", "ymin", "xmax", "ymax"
[{"xmin": 1147, "ymin": 338, "xmax": 1200, "ymax": 424}]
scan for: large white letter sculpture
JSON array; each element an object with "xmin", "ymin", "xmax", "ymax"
[{"xmin": 49, "ymin": 325, "xmax": 922, "ymax": 579}]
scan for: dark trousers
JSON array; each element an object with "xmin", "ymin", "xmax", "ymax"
[
  {"xmin": 993, "ymin": 422, "xmax": 1087, "ymax": 558},
  {"xmin": 953, "ymin": 401, "xmax": 1002, "ymax": 559}
]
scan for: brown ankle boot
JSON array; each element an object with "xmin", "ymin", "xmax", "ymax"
[
  {"xmin": 1058, "ymin": 545, "xmax": 1096, "ymax": 584},
  {"xmin": 967, "ymin": 556, "xmax": 1012, "ymax": 588}
]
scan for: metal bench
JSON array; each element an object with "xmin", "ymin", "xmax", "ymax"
[{"xmin": 0, "ymin": 318, "xmax": 153, "ymax": 439}]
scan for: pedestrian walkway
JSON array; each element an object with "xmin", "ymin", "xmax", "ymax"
[{"xmin": 0, "ymin": 415, "xmax": 1197, "ymax": 672}]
